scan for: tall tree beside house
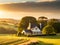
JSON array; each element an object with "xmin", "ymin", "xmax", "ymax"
[
  {"xmin": 38, "ymin": 16, "xmax": 48, "ymax": 30},
  {"xmin": 17, "ymin": 16, "xmax": 38, "ymax": 36}
]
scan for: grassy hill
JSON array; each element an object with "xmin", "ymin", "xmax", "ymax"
[
  {"xmin": 0, "ymin": 18, "xmax": 19, "ymax": 34},
  {"xmin": 0, "ymin": 18, "xmax": 20, "ymax": 26},
  {"xmin": 0, "ymin": 24, "xmax": 17, "ymax": 34}
]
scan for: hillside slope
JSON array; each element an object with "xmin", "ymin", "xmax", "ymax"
[{"xmin": 0, "ymin": 18, "xmax": 19, "ymax": 34}]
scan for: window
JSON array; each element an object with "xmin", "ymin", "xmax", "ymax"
[{"xmin": 35, "ymin": 28, "xmax": 37, "ymax": 30}]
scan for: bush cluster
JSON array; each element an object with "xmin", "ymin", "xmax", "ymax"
[{"xmin": 42, "ymin": 25, "xmax": 56, "ymax": 35}]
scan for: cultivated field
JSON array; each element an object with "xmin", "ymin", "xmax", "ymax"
[{"xmin": 0, "ymin": 34, "xmax": 60, "ymax": 45}]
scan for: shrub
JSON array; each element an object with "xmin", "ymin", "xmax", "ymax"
[
  {"xmin": 52, "ymin": 22, "xmax": 60, "ymax": 33},
  {"xmin": 42, "ymin": 25, "xmax": 56, "ymax": 35}
]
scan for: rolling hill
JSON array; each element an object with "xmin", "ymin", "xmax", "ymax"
[{"xmin": 0, "ymin": 18, "xmax": 20, "ymax": 34}]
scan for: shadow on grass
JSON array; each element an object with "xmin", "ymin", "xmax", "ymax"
[
  {"xmin": 38, "ymin": 41, "xmax": 54, "ymax": 45},
  {"xmin": 37, "ymin": 35, "xmax": 60, "ymax": 39},
  {"xmin": 28, "ymin": 41, "xmax": 54, "ymax": 45},
  {"xmin": 0, "ymin": 39, "xmax": 23, "ymax": 45},
  {"xmin": 27, "ymin": 34, "xmax": 60, "ymax": 39}
]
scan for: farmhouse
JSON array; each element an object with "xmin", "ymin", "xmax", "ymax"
[{"xmin": 21, "ymin": 23, "xmax": 42, "ymax": 36}]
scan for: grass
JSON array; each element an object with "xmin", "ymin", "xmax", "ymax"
[
  {"xmin": 38, "ymin": 35, "xmax": 60, "ymax": 39},
  {"xmin": 28, "ymin": 41, "xmax": 53, "ymax": 45},
  {"xmin": 0, "ymin": 35, "xmax": 30, "ymax": 45},
  {"xmin": 0, "ymin": 34, "xmax": 60, "ymax": 45},
  {"xmin": 37, "ymin": 35, "xmax": 60, "ymax": 45}
]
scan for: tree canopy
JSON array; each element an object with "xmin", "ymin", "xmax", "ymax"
[
  {"xmin": 47, "ymin": 19, "xmax": 58, "ymax": 25},
  {"xmin": 42, "ymin": 25, "xmax": 56, "ymax": 35},
  {"xmin": 18, "ymin": 16, "xmax": 38, "ymax": 32}
]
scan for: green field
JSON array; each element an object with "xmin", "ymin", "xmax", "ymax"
[{"xmin": 0, "ymin": 34, "xmax": 60, "ymax": 45}]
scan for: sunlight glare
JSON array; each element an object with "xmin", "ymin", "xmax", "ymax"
[
  {"xmin": 0, "ymin": 10, "xmax": 6, "ymax": 18},
  {"xmin": 0, "ymin": 11, "xmax": 5, "ymax": 15}
]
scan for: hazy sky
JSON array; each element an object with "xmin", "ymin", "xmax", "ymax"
[
  {"xmin": 0, "ymin": 0, "xmax": 60, "ymax": 20},
  {"xmin": 0, "ymin": 10, "xmax": 60, "ymax": 20},
  {"xmin": 0, "ymin": 0, "xmax": 56, "ymax": 3}
]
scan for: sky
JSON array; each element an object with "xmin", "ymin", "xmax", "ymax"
[
  {"xmin": 0, "ymin": 10, "xmax": 60, "ymax": 20},
  {"xmin": 0, "ymin": 0, "xmax": 60, "ymax": 20},
  {"xmin": 0, "ymin": 0, "xmax": 56, "ymax": 4}
]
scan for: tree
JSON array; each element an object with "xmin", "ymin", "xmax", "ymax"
[
  {"xmin": 38, "ymin": 16, "xmax": 48, "ymax": 30},
  {"xmin": 52, "ymin": 22, "xmax": 60, "ymax": 33},
  {"xmin": 47, "ymin": 19, "xmax": 60, "ymax": 33},
  {"xmin": 42, "ymin": 25, "xmax": 56, "ymax": 35},
  {"xmin": 38, "ymin": 16, "xmax": 47, "ymax": 22},
  {"xmin": 17, "ymin": 16, "xmax": 38, "ymax": 36},
  {"xmin": 47, "ymin": 19, "xmax": 58, "ymax": 25},
  {"xmin": 38, "ymin": 16, "xmax": 48, "ymax": 20}
]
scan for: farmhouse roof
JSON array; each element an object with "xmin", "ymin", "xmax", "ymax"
[
  {"xmin": 24, "ymin": 30, "xmax": 32, "ymax": 33},
  {"xmin": 27, "ymin": 22, "xmax": 40, "ymax": 30}
]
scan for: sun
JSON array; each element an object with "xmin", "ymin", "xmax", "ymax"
[
  {"xmin": 0, "ymin": 10, "xmax": 6, "ymax": 18},
  {"xmin": 0, "ymin": 11, "xmax": 5, "ymax": 15}
]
